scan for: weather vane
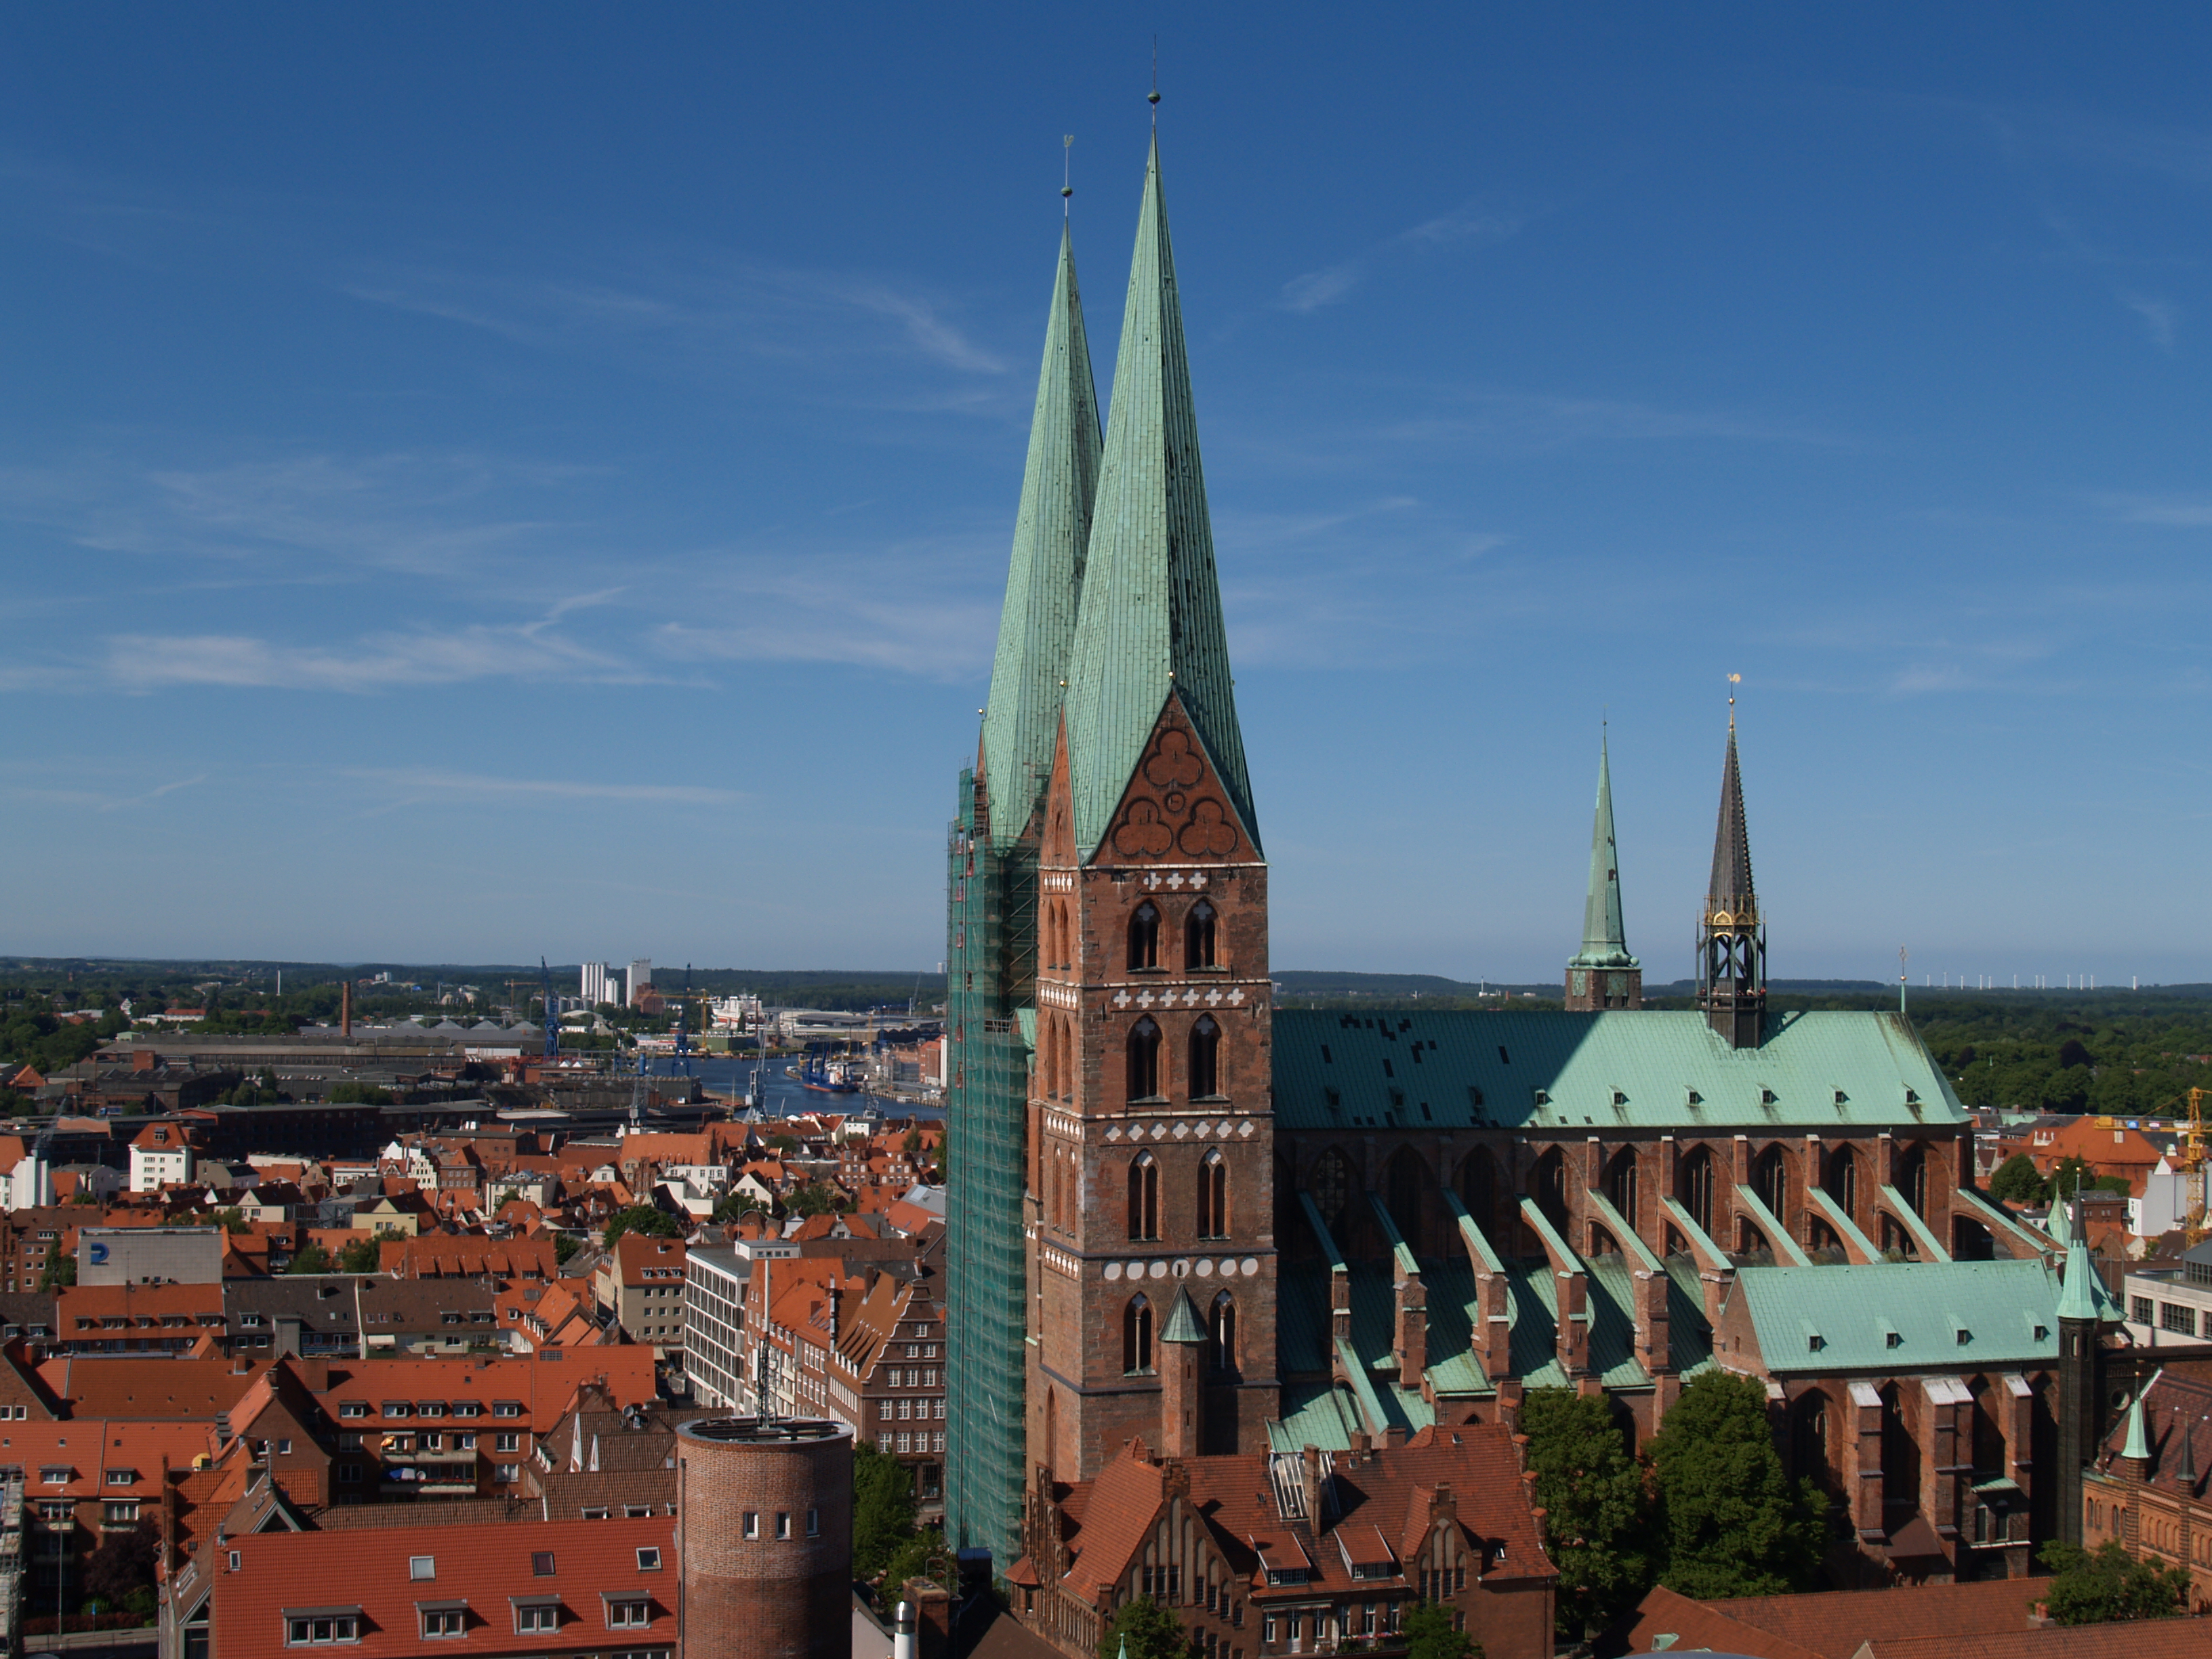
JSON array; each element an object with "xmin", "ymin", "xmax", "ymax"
[{"xmin": 1063, "ymin": 134, "xmax": 1073, "ymax": 215}]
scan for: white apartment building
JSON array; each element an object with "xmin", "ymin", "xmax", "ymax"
[
  {"xmin": 128, "ymin": 1123, "xmax": 194, "ymax": 1193},
  {"xmin": 579, "ymin": 962, "xmax": 612, "ymax": 1006},
  {"xmin": 628, "ymin": 959, "xmax": 653, "ymax": 1007}
]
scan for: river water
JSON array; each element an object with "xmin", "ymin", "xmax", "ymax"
[{"xmin": 634, "ymin": 1054, "xmax": 943, "ymax": 1122}]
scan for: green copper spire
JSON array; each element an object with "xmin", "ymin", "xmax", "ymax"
[
  {"xmin": 1570, "ymin": 734, "xmax": 1637, "ymax": 971},
  {"xmin": 1161, "ymin": 1286, "xmax": 1206, "ymax": 1345},
  {"xmin": 979, "ymin": 220, "xmax": 1103, "ymax": 844},
  {"xmin": 1064, "ymin": 134, "xmax": 1256, "ymax": 857},
  {"xmin": 2055, "ymin": 1197, "xmax": 2106, "ymax": 1322},
  {"xmin": 2122, "ymin": 1384, "xmax": 2153, "ymax": 1462}
]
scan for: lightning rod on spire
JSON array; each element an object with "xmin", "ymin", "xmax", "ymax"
[
  {"xmin": 1150, "ymin": 37, "xmax": 1160, "ymax": 122},
  {"xmin": 1063, "ymin": 134, "xmax": 1073, "ymax": 215}
]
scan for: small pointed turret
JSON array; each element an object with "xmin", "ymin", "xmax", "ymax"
[
  {"xmin": 1698, "ymin": 705, "xmax": 1767, "ymax": 1047},
  {"xmin": 1063, "ymin": 134, "xmax": 1256, "ymax": 858},
  {"xmin": 980, "ymin": 221, "xmax": 1103, "ymax": 844},
  {"xmin": 2122, "ymin": 1389, "xmax": 2152, "ymax": 1465},
  {"xmin": 1565, "ymin": 733, "xmax": 1641, "ymax": 1010}
]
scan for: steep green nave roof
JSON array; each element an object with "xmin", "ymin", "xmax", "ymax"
[
  {"xmin": 979, "ymin": 222, "xmax": 1102, "ymax": 842},
  {"xmin": 1063, "ymin": 134, "xmax": 1256, "ymax": 859},
  {"xmin": 1273, "ymin": 1008, "xmax": 1969, "ymax": 1133}
]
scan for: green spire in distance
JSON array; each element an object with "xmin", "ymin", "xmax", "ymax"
[
  {"xmin": 1063, "ymin": 134, "xmax": 1256, "ymax": 858},
  {"xmin": 979, "ymin": 220, "xmax": 1103, "ymax": 844},
  {"xmin": 1570, "ymin": 733, "xmax": 1637, "ymax": 971}
]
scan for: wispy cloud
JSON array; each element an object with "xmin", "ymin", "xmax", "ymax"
[
  {"xmin": 1282, "ymin": 204, "xmax": 1522, "ymax": 314},
  {"xmin": 1376, "ymin": 390, "xmax": 1843, "ymax": 451},
  {"xmin": 2123, "ymin": 293, "xmax": 2181, "ymax": 350},
  {"xmin": 101, "ymin": 619, "xmax": 649, "ymax": 693},
  {"xmin": 346, "ymin": 255, "xmax": 1008, "ymax": 383},
  {"xmin": 344, "ymin": 769, "xmax": 740, "ymax": 806},
  {"xmin": 10, "ymin": 774, "xmax": 209, "ymax": 812},
  {"xmin": 2105, "ymin": 495, "xmax": 2212, "ymax": 527}
]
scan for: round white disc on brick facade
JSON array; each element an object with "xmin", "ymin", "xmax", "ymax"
[{"xmin": 1104, "ymin": 1261, "xmax": 1123, "ymax": 1280}]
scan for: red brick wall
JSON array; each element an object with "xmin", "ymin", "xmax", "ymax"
[{"xmin": 676, "ymin": 1420, "xmax": 852, "ymax": 1659}]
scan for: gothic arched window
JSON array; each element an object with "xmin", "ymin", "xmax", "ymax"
[
  {"xmin": 1753, "ymin": 1144, "xmax": 1788, "ymax": 1220},
  {"xmin": 1128, "ymin": 1152, "xmax": 1159, "ymax": 1242},
  {"xmin": 1309, "ymin": 1147, "xmax": 1353, "ymax": 1228},
  {"xmin": 1127, "ymin": 1017, "xmax": 1162, "ymax": 1103},
  {"xmin": 1208, "ymin": 1292, "xmax": 1237, "ymax": 1376},
  {"xmin": 1124, "ymin": 1294, "xmax": 1154, "ymax": 1374},
  {"xmin": 1603, "ymin": 1149, "xmax": 1639, "ymax": 1233},
  {"xmin": 1197, "ymin": 1149, "xmax": 1228, "ymax": 1239},
  {"xmin": 1185, "ymin": 900, "xmax": 1217, "ymax": 970},
  {"xmin": 1189, "ymin": 1015, "xmax": 1221, "ymax": 1099},
  {"xmin": 1679, "ymin": 1147, "xmax": 1716, "ymax": 1237},
  {"xmin": 1128, "ymin": 903, "xmax": 1160, "ymax": 971},
  {"xmin": 1826, "ymin": 1147, "xmax": 1859, "ymax": 1223}
]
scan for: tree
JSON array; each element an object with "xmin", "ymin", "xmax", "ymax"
[
  {"xmin": 1989, "ymin": 1153, "xmax": 2048, "ymax": 1206},
  {"xmin": 205, "ymin": 1206, "xmax": 249, "ymax": 1234},
  {"xmin": 852, "ymin": 1443, "xmax": 920, "ymax": 1581},
  {"xmin": 1519, "ymin": 1387, "xmax": 1653, "ymax": 1637},
  {"xmin": 1097, "ymin": 1596, "xmax": 1193, "ymax": 1659},
  {"xmin": 337, "ymin": 1235, "xmax": 383, "ymax": 1274},
  {"xmin": 552, "ymin": 1231, "xmax": 583, "ymax": 1265},
  {"xmin": 603, "ymin": 1204, "xmax": 681, "ymax": 1248},
  {"xmin": 1401, "ymin": 1600, "xmax": 1481, "ymax": 1659},
  {"xmin": 37, "ymin": 1239, "xmax": 75, "ymax": 1292},
  {"xmin": 880, "ymin": 1525, "xmax": 949, "ymax": 1599},
  {"xmin": 2039, "ymin": 1540, "xmax": 2190, "ymax": 1625},
  {"xmin": 286, "ymin": 1244, "xmax": 333, "ymax": 1275},
  {"xmin": 1647, "ymin": 1370, "xmax": 1827, "ymax": 1598},
  {"xmin": 82, "ymin": 1521, "xmax": 157, "ymax": 1608},
  {"xmin": 786, "ymin": 1183, "xmax": 851, "ymax": 1218}
]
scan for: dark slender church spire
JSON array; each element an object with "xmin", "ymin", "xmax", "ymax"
[
  {"xmin": 1063, "ymin": 132, "xmax": 1255, "ymax": 858},
  {"xmin": 979, "ymin": 219, "xmax": 1103, "ymax": 843},
  {"xmin": 1565, "ymin": 732, "xmax": 1641, "ymax": 1009},
  {"xmin": 1698, "ymin": 697, "xmax": 1767, "ymax": 1047}
]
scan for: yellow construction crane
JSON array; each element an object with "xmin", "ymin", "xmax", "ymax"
[{"xmin": 2184, "ymin": 1087, "xmax": 2209, "ymax": 1245}]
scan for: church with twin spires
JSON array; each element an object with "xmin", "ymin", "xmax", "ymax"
[{"xmin": 944, "ymin": 124, "xmax": 2112, "ymax": 1646}]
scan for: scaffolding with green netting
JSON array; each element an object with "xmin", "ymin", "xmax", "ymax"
[{"xmin": 943, "ymin": 765, "xmax": 1036, "ymax": 1569}]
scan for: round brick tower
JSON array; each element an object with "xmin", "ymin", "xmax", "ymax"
[{"xmin": 676, "ymin": 1417, "xmax": 853, "ymax": 1659}]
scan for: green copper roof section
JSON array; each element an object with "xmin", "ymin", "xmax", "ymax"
[
  {"xmin": 1570, "ymin": 735, "xmax": 1638, "ymax": 970},
  {"xmin": 1063, "ymin": 135, "xmax": 1256, "ymax": 857},
  {"xmin": 1161, "ymin": 1285, "xmax": 1206, "ymax": 1345},
  {"xmin": 1273, "ymin": 1007, "xmax": 1970, "ymax": 1133},
  {"xmin": 980, "ymin": 222, "xmax": 1103, "ymax": 842},
  {"xmin": 1734, "ymin": 1258, "xmax": 2066, "ymax": 1374},
  {"xmin": 1709, "ymin": 717, "xmax": 1755, "ymax": 912}
]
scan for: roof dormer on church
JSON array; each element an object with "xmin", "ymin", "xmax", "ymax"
[
  {"xmin": 979, "ymin": 220, "xmax": 1103, "ymax": 846},
  {"xmin": 1062, "ymin": 134, "xmax": 1256, "ymax": 861}
]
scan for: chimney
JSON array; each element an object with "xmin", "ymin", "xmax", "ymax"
[
  {"xmin": 1300, "ymin": 1443, "xmax": 1326, "ymax": 1526},
  {"xmin": 340, "ymin": 981, "xmax": 352, "ymax": 1040}
]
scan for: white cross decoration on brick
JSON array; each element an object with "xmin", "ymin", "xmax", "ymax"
[
  {"xmin": 1181, "ymin": 989, "xmax": 1200, "ymax": 1006},
  {"xmin": 1144, "ymin": 872, "xmax": 1163, "ymax": 890},
  {"xmin": 1190, "ymin": 872, "xmax": 1207, "ymax": 888},
  {"xmin": 1113, "ymin": 989, "xmax": 1131, "ymax": 1008},
  {"xmin": 1136, "ymin": 991, "xmax": 1156, "ymax": 1009},
  {"xmin": 1166, "ymin": 871, "xmax": 1185, "ymax": 889},
  {"xmin": 1227, "ymin": 988, "xmax": 1246, "ymax": 1005},
  {"xmin": 1204, "ymin": 988, "xmax": 1223, "ymax": 1006}
]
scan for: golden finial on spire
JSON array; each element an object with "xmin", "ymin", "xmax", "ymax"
[{"xmin": 1727, "ymin": 672, "xmax": 1740, "ymax": 728}]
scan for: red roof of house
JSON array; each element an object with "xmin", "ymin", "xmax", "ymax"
[
  {"xmin": 216, "ymin": 1513, "xmax": 676, "ymax": 1659},
  {"xmin": 0, "ymin": 1417, "xmax": 218, "ymax": 1496},
  {"xmin": 1619, "ymin": 1576, "xmax": 2058, "ymax": 1659}
]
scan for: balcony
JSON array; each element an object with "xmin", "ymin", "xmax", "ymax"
[{"xmin": 377, "ymin": 1448, "xmax": 480, "ymax": 1496}]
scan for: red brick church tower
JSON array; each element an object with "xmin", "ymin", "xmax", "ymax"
[{"xmin": 1023, "ymin": 131, "xmax": 1279, "ymax": 1486}]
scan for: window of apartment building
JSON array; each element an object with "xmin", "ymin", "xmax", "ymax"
[
  {"xmin": 775, "ymin": 1512, "xmax": 791, "ymax": 1540},
  {"xmin": 606, "ymin": 1599, "xmax": 651, "ymax": 1629},
  {"xmin": 409, "ymin": 1557, "xmax": 436, "ymax": 1581},
  {"xmin": 454, "ymin": 1401, "xmax": 482, "ymax": 1417},
  {"xmin": 337, "ymin": 1465, "xmax": 362, "ymax": 1483},
  {"xmin": 39, "ymin": 1467, "xmax": 68, "ymax": 1486},
  {"xmin": 456, "ymin": 1433, "xmax": 477, "ymax": 1450},
  {"xmin": 496, "ymin": 1464, "xmax": 520, "ymax": 1482},
  {"xmin": 636, "ymin": 1547, "xmax": 662, "ymax": 1570},
  {"xmin": 494, "ymin": 1431, "xmax": 520, "ymax": 1452},
  {"xmin": 742, "ymin": 1511, "xmax": 759, "ymax": 1538},
  {"xmin": 2134, "ymin": 1296, "xmax": 2156, "ymax": 1325},
  {"xmin": 418, "ymin": 1607, "xmax": 467, "ymax": 1639},
  {"xmin": 339, "ymin": 1402, "xmax": 367, "ymax": 1418},
  {"xmin": 105, "ymin": 1501, "xmax": 140, "ymax": 1525},
  {"xmin": 285, "ymin": 1614, "xmax": 359, "ymax": 1645},
  {"xmin": 2165, "ymin": 1303, "xmax": 2199, "ymax": 1336},
  {"xmin": 105, "ymin": 1469, "xmax": 136, "ymax": 1486},
  {"xmin": 515, "ymin": 1603, "xmax": 560, "ymax": 1634},
  {"xmin": 493, "ymin": 1401, "xmax": 522, "ymax": 1418},
  {"xmin": 806, "ymin": 1510, "xmax": 819, "ymax": 1538}
]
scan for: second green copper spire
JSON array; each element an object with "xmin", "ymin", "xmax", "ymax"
[
  {"xmin": 1571, "ymin": 735, "xmax": 1637, "ymax": 972},
  {"xmin": 979, "ymin": 220, "xmax": 1103, "ymax": 844}
]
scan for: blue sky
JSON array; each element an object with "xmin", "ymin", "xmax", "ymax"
[{"xmin": 4, "ymin": 6, "xmax": 2208, "ymax": 983}]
